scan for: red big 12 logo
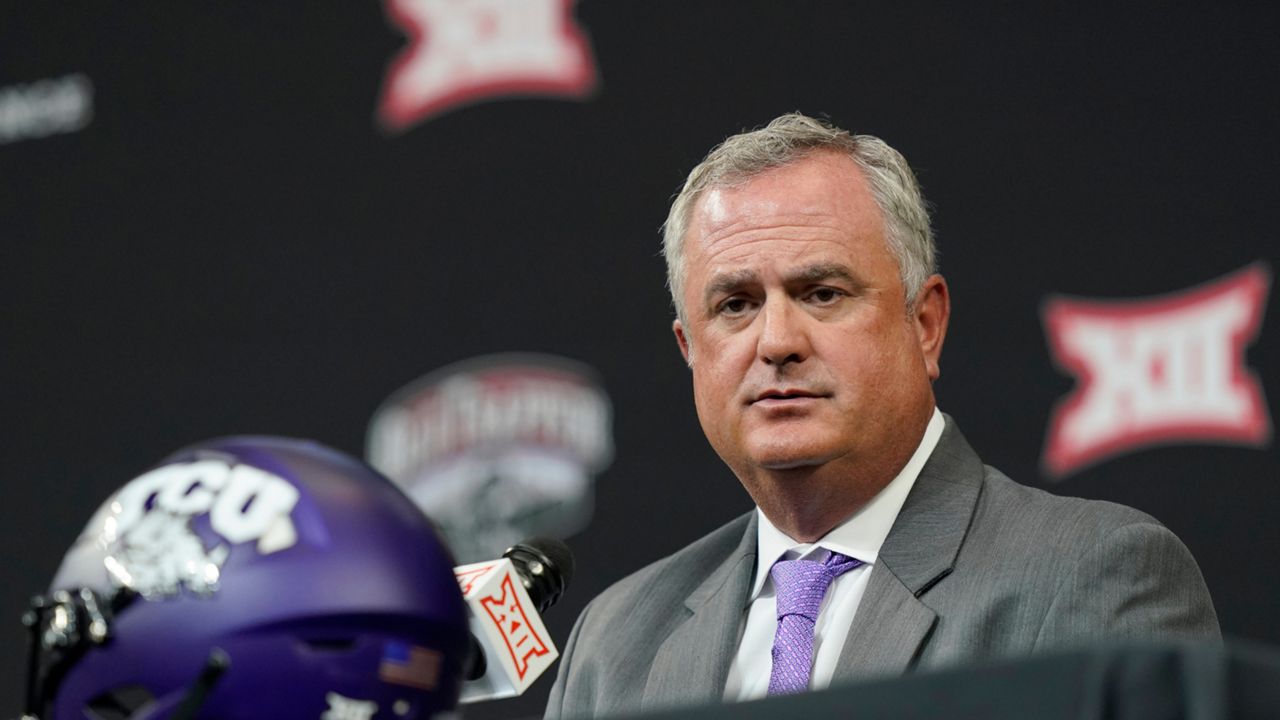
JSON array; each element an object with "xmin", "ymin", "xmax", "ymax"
[
  {"xmin": 1041, "ymin": 263, "xmax": 1272, "ymax": 478},
  {"xmin": 479, "ymin": 574, "xmax": 551, "ymax": 680},
  {"xmin": 453, "ymin": 558, "xmax": 558, "ymax": 702},
  {"xmin": 379, "ymin": 0, "xmax": 597, "ymax": 131}
]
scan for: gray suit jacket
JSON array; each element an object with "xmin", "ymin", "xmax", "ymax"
[{"xmin": 544, "ymin": 418, "xmax": 1220, "ymax": 719}]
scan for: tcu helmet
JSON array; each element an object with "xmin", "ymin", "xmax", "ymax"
[{"xmin": 23, "ymin": 437, "xmax": 470, "ymax": 720}]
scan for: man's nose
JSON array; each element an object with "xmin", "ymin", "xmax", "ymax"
[{"xmin": 757, "ymin": 296, "xmax": 811, "ymax": 367}]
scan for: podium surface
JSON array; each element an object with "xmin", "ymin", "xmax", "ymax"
[{"xmin": 621, "ymin": 641, "xmax": 1280, "ymax": 720}]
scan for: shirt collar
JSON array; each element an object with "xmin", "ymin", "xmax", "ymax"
[{"xmin": 748, "ymin": 407, "xmax": 945, "ymax": 601}]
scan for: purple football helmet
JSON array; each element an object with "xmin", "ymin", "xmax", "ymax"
[{"xmin": 23, "ymin": 437, "xmax": 470, "ymax": 719}]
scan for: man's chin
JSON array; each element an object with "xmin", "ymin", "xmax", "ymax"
[
  {"xmin": 741, "ymin": 429, "xmax": 845, "ymax": 471},
  {"xmin": 752, "ymin": 448, "xmax": 837, "ymax": 471},
  {"xmin": 758, "ymin": 459, "xmax": 825, "ymax": 471}
]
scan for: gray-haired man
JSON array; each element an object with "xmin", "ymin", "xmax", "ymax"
[{"xmin": 545, "ymin": 113, "xmax": 1218, "ymax": 719}]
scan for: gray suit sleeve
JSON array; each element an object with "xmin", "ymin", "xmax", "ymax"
[{"xmin": 1033, "ymin": 521, "xmax": 1221, "ymax": 649}]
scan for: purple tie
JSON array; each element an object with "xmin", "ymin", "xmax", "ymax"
[{"xmin": 767, "ymin": 550, "xmax": 864, "ymax": 696}]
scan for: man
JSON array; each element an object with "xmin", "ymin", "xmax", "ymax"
[{"xmin": 545, "ymin": 113, "xmax": 1219, "ymax": 719}]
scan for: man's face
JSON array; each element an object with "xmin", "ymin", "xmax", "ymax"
[{"xmin": 673, "ymin": 151, "xmax": 947, "ymax": 529}]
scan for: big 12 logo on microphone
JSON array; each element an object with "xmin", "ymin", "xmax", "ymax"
[
  {"xmin": 453, "ymin": 559, "xmax": 556, "ymax": 702},
  {"xmin": 1041, "ymin": 263, "xmax": 1271, "ymax": 478}
]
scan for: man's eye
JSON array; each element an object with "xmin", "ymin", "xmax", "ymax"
[
  {"xmin": 719, "ymin": 297, "xmax": 752, "ymax": 315},
  {"xmin": 808, "ymin": 288, "xmax": 843, "ymax": 304}
]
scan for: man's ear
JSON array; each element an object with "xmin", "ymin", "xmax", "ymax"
[
  {"xmin": 913, "ymin": 274, "xmax": 950, "ymax": 381},
  {"xmin": 673, "ymin": 319, "xmax": 692, "ymax": 366}
]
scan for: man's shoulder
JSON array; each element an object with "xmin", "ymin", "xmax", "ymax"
[
  {"xmin": 950, "ymin": 463, "xmax": 1220, "ymax": 647},
  {"xmin": 902, "ymin": 416, "xmax": 1176, "ymax": 576},
  {"xmin": 589, "ymin": 510, "xmax": 754, "ymax": 615},
  {"xmin": 974, "ymin": 463, "xmax": 1164, "ymax": 547},
  {"xmin": 547, "ymin": 510, "xmax": 755, "ymax": 714},
  {"xmin": 952, "ymin": 460, "xmax": 1212, "ymax": 611},
  {"xmin": 908, "ymin": 439, "xmax": 1218, "ymax": 659}
]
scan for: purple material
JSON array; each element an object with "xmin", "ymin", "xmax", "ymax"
[
  {"xmin": 767, "ymin": 550, "xmax": 864, "ymax": 696},
  {"xmin": 43, "ymin": 436, "xmax": 470, "ymax": 719}
]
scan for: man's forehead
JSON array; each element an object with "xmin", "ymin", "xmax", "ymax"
[
  {"xmin": 694, "ymin": 180, "xmax": 849, "ymax": 235},
  {"xmin": 697, "ymin": 187, "xmax": 734, "ymax": 227},
  {"xmin": 686, "ymin": 155, "xmax": 881, "ymax": 245},
  {"xmin": 693, "ymin": 200, "xmax": 843, "ymax": 252}
]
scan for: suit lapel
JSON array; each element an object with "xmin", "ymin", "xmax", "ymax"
[
  {"xmin": 834, "ymin": 416, "xmax": 986, "ymax": 680},
  {"xmin": 832, "ymin": 564, "xmax": 937, "ymax": 682},
  {"xmin": 641, "ymin": 513, "xmax": 758, "ymax": 712}
]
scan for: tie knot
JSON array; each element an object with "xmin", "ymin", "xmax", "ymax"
[{"xmin": 770, "ymin": 550, "xmax": 863, "ymax": 622}]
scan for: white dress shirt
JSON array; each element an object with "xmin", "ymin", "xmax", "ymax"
[{"xmin": 722, "ymin": 408, "xmax": 945, "ymax": 701}]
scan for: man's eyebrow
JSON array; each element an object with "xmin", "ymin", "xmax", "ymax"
[
  {"xmin": 703, "ymin": 269, "xmax": 760, "ymax": 302},
  {"xmin": 786, "ymin": 262, "xmax": 860, "ymax": 286}
]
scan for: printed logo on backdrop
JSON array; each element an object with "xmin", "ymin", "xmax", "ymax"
[
  {"xmin": 0, "ymin": 73, "xmax": 93, "ymax": 146},
  {"xmin": 378, "ymin": 0, "xmax": 597, "ymax": 132},
  {"xmin": 366, "ymin": 354, "xmax": 612, "ymax": 562},
  {"xmin": 1041, "ymin": 263, "xmax": 1272, "ymax": 479}
]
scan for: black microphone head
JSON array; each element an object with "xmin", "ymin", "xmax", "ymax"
[{"xmin": 503, "ymin": 537, "xmax": 574, "ymax": 613}]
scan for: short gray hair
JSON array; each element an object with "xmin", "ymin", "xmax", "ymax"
[{"xmin": 661, "ymin": 112, "xmax": 936, "ymax": 323}]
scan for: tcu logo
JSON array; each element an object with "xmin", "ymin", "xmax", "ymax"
[
  {"xmin": 1042, "ymin": 263, "xmax": 1271, "ymax": 477},
  {"xmin": 479, "ymin": 575, "xmax": 550, "ymax": 679},
  {"xmin": 378, "ymin": 0, "xmax": 596, "ymax": 131},
  {"xmin": 95, "ymin": 459, "xmax": 300, "ymax": 596}
]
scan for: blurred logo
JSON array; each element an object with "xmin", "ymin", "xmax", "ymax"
[
  {"xmin": 0, "ymin": 73, "xmax": 93, "ymax": 146},
  {"xmin": 367, "ymin": 354, "xmax": 612, "ymax": 562},
  {"xmin": 322, "ymin": 692, "xmax": 377, "ymax": 720},
  {"xmin": 378, "ymin": 0, "xmax": 597, "ymax": 131},
  {"xmin": 1042, "ymin": 263, "xmax": 1271, "ymax": 478}
]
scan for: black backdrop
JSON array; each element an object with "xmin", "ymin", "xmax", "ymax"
[{"xmin": 4, "ymin": 3, "xmax": 1278, "ymax": 718}]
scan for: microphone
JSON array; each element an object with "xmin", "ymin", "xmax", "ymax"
[
  {"xmin": 504, "ymin": 537, "xmax": 575, "ymax": 613},
  {"xmin": 454, "ymin": 537, "xmax": 575, "ymax": 704}
]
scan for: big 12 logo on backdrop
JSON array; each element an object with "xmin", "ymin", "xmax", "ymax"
[
  {"xmin": 378, "ymin": 0, "xmax": 597, "ymax": 131},
  {"xmin": 1041, "ymin": 263, "xmax": 1272, "ymax": 478}
]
